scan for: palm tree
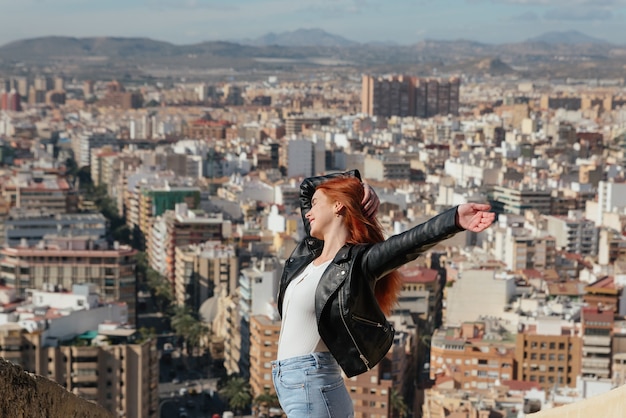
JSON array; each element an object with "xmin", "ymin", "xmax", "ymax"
[
  {"xmin": 253, "ymin": 391, "xmax": 279, "ymax": 416},
  {"xmin": 390, "ymin": 388, "xmax": 408, "ymax": 418},
  {"xmin": 146, "ymin": 268, "xmax": 173, "ymax": 311},
  {"xmin": 219, "ymin": 376, "xmax": 252, "ymax": 417},
  {"xmin": 169, "ymin": 305, "xmax": 208, "ymax": 356}
]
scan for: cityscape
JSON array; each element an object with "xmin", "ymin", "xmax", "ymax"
[{"xmin": 1, "ymin": 23, "xmax": 626, "ymax": 418}]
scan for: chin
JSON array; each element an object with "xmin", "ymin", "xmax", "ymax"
[{"xmin": 310, "ymin": 230, "xmax": 323, "ymax": 240}]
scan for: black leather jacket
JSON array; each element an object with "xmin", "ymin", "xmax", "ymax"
[{"xmin": 277, "ymin": 171, "xmax": 463, "ymax": 377}]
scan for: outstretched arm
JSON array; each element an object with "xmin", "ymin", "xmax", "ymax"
[
  {"xmin": 455, "ymin": 203, "xmax": 495, "ymax": 232},
  {"xmin": 362, "ymin": 203, "xmax": 494, "ymax": 280}
]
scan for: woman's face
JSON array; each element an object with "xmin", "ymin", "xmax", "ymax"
[{"xmin": 306, "ymin": 189, "xmax": 336, "ymax": 240}]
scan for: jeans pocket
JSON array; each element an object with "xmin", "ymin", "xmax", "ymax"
[
  {"xmin": 277, "ymin": 369, "xmax": 306, "ymax": 390},
  {"xmin": 321, "ymin": 379, "xmax": 353, "ymax": 418}
]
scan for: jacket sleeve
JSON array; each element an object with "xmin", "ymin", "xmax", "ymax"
[
  {"xmin": 299, "ymin": 170, "xmax": 361, "ymax": 236},
  {"xmin": 361, "ymin": 206, "xmax": 463, "ymax": 279}
]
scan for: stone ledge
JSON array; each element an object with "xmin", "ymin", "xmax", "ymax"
[
  {"xmin": 0, "ymin": 358, "xmax": 113, "ymax": 418},
  {"xmin": 529, "ymin": 384, "xmax": 626, "ymax": 418}
]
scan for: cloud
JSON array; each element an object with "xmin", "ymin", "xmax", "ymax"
[
  {"xmin": 512, "ymin": 11, "xmax": 539, "ymax": 21},
  {"xmin": 143, "ymin": 0, "xmax": 238, "ymax": 10},
  {"xmin": 544, "ymin": 7, "xmax": 613, "ymax": 20},
  {"xmin": 296, "ymin": 0, "xmax": 377, "ymax": 15},
  {"xmin": 479, "ymin": 0, "xmax": 626, "ymax": 5}
]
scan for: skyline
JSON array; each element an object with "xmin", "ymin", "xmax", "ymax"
[{"xmin": 1, "ymin": 0, "xmax": 625, "ymax": 47}]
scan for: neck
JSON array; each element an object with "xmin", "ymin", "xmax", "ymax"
[{"xmin": 317, "ymin": 226, "xmax": 349, "ymax": 264}]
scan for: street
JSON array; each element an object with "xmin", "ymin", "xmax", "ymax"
[{"xmin": 137, "ymin": 290, "xmax": 224, "ymax": 417}]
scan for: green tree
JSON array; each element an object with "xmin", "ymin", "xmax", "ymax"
[
  {"xmin": 390, "ymin": 388, "xmax": 408, "ymax": 418},
  {"xmin": 64, "ymin": 157, "xmax": 79, "ymax": 187},
  {"xmin": 137, "ymin": 327, "xmax": 157, "ymax": 343},
  {"xmin": 219, "ymin": 376, "xmax": 252, "ymax": 417},
  {"xmin": 169, "ymin": 305, "xmax": 208, "ymax": 356},
  {"xmin": 253, "ymin": 390, "xmax": 279, "ymax": 416},
  {"xmin": 146, "ymin": 268, "xmax": 173, "ymax": 312},
  {"xmin": 135, "ymin": 251, "xmax": 149, "ymax": 283}
]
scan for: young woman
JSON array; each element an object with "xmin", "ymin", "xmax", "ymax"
[{"xmin": 272, "ymin": 171, "xmax": 495, "ymax": 417}]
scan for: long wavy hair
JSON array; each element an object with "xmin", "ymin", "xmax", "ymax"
[{"xmin": 315, "ymin": 176, "xmax": 403, "ymax": 315}]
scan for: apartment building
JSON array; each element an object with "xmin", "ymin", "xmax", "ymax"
[
  {"xmin": 361, "ymin": 74, "xmax": 460, "ymax": 118},
  {"xmin": 581, "ymin": 307, "xmax": 614, "ymax": 379},
  {"xmin": 72, "ymin": 132, "xmax": 120, "ymax": 168},
  {"xmin": 139, "ymin": 186, "xmax": 201, "ymax": 242},
  {"xmin": 184, "ymin": 118, "xmax": 230, "ymax": 140},
  {"xmin": 0, "ymin": 285, "xmax": 158, "ymax": 418},
  {"xmin": 445, "ymin": 268, "xmax": 516, "ymax": 327},
  {"xmin": 594, "ymin": 181, "xmax": 626, "ymax": 227},
  {"xmin": 4, "ymin": 211, "xmax": 107, "ymax": 247},
  {"xmin": 249, "ymin": 314, "xmax": 281, "ymax": 397},
  {"xmin": 1, "ymin": 170, "xmax": 76, "ymax": 214},
  {"xmin": 232, "ymin": 260, "xmax": 279, "ymax": 380},
  {"xmin": 515, "ymin": 319, "xmax": 582, "ymax": 391},
  {"xmin": 0, "ymin": 237, "xmax": 138, "ymax": 323},
  {"xmin": 174, "ymin": 241, "xmax": 238, "ymax": 310},
  {"xmin": 491, "ymin": 185, "xmax": 552, "ymax": 216},
  {"xmin": 345, "ymin": 366, "xmax": 393, "ymax": 418},
  {"xmin": 430, "ymin": 322, "xmax": 516, "ymax": 390},
  {"xmin": 397, "ymin": 265, "xmax": 443, "ymax": 329},
  {"xmin": 493, "ymin": 223, "xmax": 557, "ymax": 272},
  {"xmin": 90, "ymin": 147, "xmax": 119, "ymax": 187},
  {"xmin": 128, "ymin": 182, "xmax": 200, "ymax": 249},
  {"xmin": 222, "ymin": 293, "xmax": 242, "ymax": 377},
  {"xmin": 147, "ymin": 203, "xmax": 230, "ymax": 288},
  {"xmin": 544, "ymin": 211, "xmax": 599, "ymax": 256}
]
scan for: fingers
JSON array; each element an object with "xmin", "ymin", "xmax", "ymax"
[
  {"xmin": 362, "ymin": 182, "xmax": 371, "ymax": 204},
  {"xmin": 470, "ymin": 203, "xmax": 491, "ymax": 212},
  {"xmin": 361, "ymin": 182, "xmax": 379, "ymax": 219},
  {"xmin": 469, "ymin": 211, "xmax": 495, "ymax": 232}
]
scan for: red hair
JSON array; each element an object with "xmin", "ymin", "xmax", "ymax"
[{"xmin": 316, "ymin": 177, "xmax": 402, "ymax": 315}]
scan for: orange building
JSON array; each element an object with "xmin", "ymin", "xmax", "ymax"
[
  {"xmin": 249, "ymin": 314, "xmax": 281, "ymax": 397},
  {"xmin": 346, "ymin": 365, "xmax": 393, "ymax": 418},
  {"xmin": 430, "ymin": 322, "xmax": 516, "ymax": 390},
  {"xmin": 515, "ymin": 320, "xmax": 582, "ymax": 391},
  {"xmin": 184, "ymin": 118, "xmax": 231, "ymax": 140}
]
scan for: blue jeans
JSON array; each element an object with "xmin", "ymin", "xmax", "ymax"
[{"xmin": 271, "ymin": 352, "xmax": 354, "ymax": 418}]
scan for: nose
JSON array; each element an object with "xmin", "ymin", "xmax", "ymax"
[{"xmin": 305, "ymin": 211, "xmax": 312, "ymax": 219}]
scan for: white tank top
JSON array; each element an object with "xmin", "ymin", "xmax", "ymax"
[{"xmin": 277, "ymin": 260, "xmax": 331, "ymax": 360}]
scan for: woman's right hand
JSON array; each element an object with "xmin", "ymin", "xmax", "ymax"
[{"xmin": 456, "ymin": 203, "xmax": 495, "ymax": 232}]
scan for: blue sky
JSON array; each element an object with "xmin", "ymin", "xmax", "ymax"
[{"xmin": 0, "ymin": 0, "xmax": 625, "ymax": 46}]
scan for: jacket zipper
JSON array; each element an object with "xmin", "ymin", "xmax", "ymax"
[
  {"xmin": 339, "ymin": 291, "xmax": 371, "ymax": 371},
  {"xmin": 352, "ymin": 314, "xmax": 388, "ymax": 332}
]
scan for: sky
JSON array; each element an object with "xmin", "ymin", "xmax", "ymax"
[{"xmin": 0, "ymin": 0, "xmax": 625, "ymax": 46}]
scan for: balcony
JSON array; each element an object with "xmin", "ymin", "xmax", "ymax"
[
  {"xmin": 530, "ymin": 384, "xmax": 626, "ymax": 418},
  {"xmin": 583, "ymin": 336, "xmax": 611, "ymax": 346},
  {"xmin": 582, "ymin": 346, "xmax": 611, "ymax": 355},
  {"xmin": 581, "ymin": 358, "xmax": 610, "ymax": 369}
]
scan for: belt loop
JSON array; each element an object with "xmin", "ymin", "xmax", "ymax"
[{"xmin": 312, "ymin": 352, "xmax": 321, "ymax": 369}]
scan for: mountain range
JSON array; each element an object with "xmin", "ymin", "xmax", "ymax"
[{"xmin": 0, "ymin": 29, "xmax": 624, "ymax": 81}]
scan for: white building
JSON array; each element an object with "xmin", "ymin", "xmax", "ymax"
[
  {"xmin": 287, "ymin": 138, "xmax": 315, "ymax": 178},
  {"xmin": 595, "ymin": 181, "xmax": 626, "ymax": 226},
  {"xmin": 446, "ymin": 268, "xmax": 516, "ymax": 327}
]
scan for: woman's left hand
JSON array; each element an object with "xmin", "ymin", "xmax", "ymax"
[
  {"xmin": 361, "ymin": 181, "xmax": 380, "ymax": 219},
  {"xmin": 456, "ymin": 203, "xmax": 495, "ymax": 232}
]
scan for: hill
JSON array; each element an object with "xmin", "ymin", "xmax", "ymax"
[{"xmin": 1, "ymin": 29, "xmax": 625, "ymax": 81}]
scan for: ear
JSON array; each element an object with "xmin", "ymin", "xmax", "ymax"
[{"xmin": 334, "ymin": 201, "xmax": 345, "ymax": 215}]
